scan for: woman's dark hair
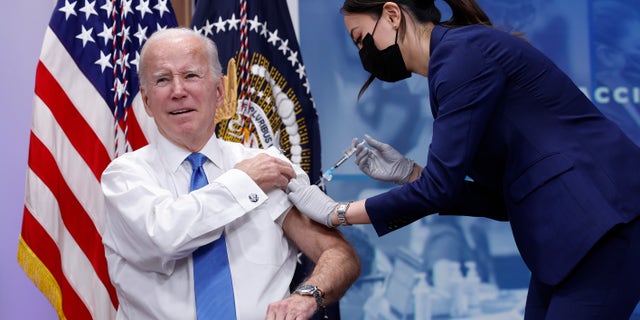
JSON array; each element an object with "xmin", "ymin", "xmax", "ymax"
[
  {"xmin": 341, "ymin": 0, "xmax": 491, "ymax": 27},
  {"xmin": 341, "ymin": 0, "xmax": 493, "ymax": 99}
]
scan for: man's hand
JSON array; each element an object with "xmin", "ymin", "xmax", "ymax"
[
  {"xmin": 354, "ymin": 134, "xmax": 414, "ymax": 184},
  {"xmin": 266, "ymin": 294, "xmax": 317, "ymax": 320},
  {"xmin": 235, "ymin": 153, "xmax": 296, "ymax": 192},
  {"xmin": 287, "ymin": 179, "xmax": 337, "ymax": 227}
]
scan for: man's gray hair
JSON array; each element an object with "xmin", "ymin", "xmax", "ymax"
[{"xmin": 138, "ymin": 27, "xmax": 223, "ymax": 87}]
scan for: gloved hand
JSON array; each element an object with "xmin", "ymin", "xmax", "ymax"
[
  {"xmin": 287, "ymin": 179, "xmax": 338, "ymax": 227},
  {"xmin": 354, "ymin": 134, "xmax": 414, "ymax": 184}
]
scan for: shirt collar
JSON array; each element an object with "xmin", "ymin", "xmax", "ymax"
[{"xmin": 155, "ymin": 134, "xmax": 225, "ymax": 173}]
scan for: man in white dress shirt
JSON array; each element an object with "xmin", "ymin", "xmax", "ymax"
[{"xmin": 100, "ymin": 27, "xmax": 360, "ymax": 320}]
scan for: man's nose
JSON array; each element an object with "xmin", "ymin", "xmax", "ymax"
[{"xmin": 170, "ymin": 77, "xmax": 187, "ymax": 98}]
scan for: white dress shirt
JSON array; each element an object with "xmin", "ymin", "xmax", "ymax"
[{"xmin": 101, "ymin": 134, "xmax": 308, "ymax": 320}]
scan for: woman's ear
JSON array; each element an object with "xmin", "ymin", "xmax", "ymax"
[{"xmin": 382, "ymin": 2, "xmax": 402, "ymax": 28}]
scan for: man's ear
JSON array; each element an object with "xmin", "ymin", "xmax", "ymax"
[
  {"xmin": 140, "ymin": 86, "xmax": 153, "ymax": 117},
  {"xmin": 215, "ymin": 76, "xmax": 225, "ymax": 106}
]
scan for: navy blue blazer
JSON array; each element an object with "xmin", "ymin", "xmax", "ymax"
[{"xmin": 366, "ymin": 25, "xmax": 640, "ymax": 285}]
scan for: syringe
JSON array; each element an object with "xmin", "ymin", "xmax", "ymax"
[{"xmin": 317, "ymin": 140, "xmax": 365, "ymax": 184}]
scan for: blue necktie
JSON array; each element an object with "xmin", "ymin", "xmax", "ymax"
[{"xmin": 186, "ymin": 153, "xmax": 236, "ymax": 319}]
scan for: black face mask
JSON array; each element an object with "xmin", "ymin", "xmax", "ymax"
[{"xmin": 358, "ymin": 25, "xmax": 411, "ymax": 82}]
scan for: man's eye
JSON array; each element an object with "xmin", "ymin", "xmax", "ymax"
[{"xmin": 185, "ymin": 73, "xmax": 200, "ymax": 79}]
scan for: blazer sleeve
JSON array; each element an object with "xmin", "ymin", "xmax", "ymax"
[
  {"xmin": 367, "ymin": 36, "xmax": 508, "ymax": 236},
  {"xmin": 439, "ymin": 180, "xmax": 508, "ymax": 221}
]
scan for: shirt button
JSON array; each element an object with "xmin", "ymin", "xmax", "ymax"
[{"xmin": 248, "ymin": 193, "xmax": 259, "ymax": 202}]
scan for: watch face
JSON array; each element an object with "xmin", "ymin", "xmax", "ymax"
[
  {"xmin": 295, "ymin": 284, "xmax": 325, "ymax": 311},
  {"xmin": 296, "ymin": 285, "xmax": 317, "ymax": 295}
]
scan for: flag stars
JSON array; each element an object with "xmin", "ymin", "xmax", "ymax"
[
  {"xmin": 134, "ymin": 24, "xmax": 149, "ymax": 45},
  {"xmin": 154, "ymin": 0, "xmax": 171, "ymax": 18},
  {"xmin": 209, "ymin": 17, "xmax": 225, "ymax": 33},
  {"xmin": 79, "ymin": 0, "xmax": 98, "ymax": 20},
  {"xmin": 135, "ymin": 0, "xmax": 153, "ymax": 19},
  {"xmin": 248, "ymin": 15, "xmax": 261, "ymax": 32},
  {"xmin": 303, "ymin": 78, "xmax": 311, "ymax": 95},
  {"xmin": 130, "ymin": 51, "xmax": 141, "ymax": 72},
  {"xmin": 76, "ymin": 25, "xmax": 96, "ymax": 47},
  {"xmin": 121, "ymin": 0, "xmax": 134, "ymax": 19},
  {"xmin": 278, "ymin": 38, "xmax": 289, "ymax": 55},
  {"xmin": 267, "ymin": 29, "xmax": 280, "ymax": 46},
  {"xmin": 260, "ymin": 21, "xmax": 269, "ymax": 38},
  {"xmin": 295, "ymin": 63, "xmax": 306, "ymax": 80},
  {"xmin": 200, "ymin": 14, "xmax": 311, "ymax": 91},
  {"xmin": 156, "ymin": 22, "xmax": 168, "ymax": 32},
  {"xmin": 200, "ymin": 20, "xmax": 214, "ymax": 37},
  {"xmin": 116, "ymin": 52, "xmax": 130, "ymax": 72},
  {"xmin": 100, "ymin": 0, "xmax": 113, "ymax": 16},
  {"xmin": 58, "ymin": 0, "xmax": 77, "ymax": 20},
  {"xmin": 227, "ymin": 13, "xmax": 240, "ymax": 30},
  {"xmin": 287, "ymin": 51, "xmax": 299, "ymax": 67},
  {"xmin": 97, "ymin": 23, "xmax": 114, "ymax": 46},
  {"xmin": 95, "ymin": 51, "xmax": 113, "ymax": 73},
  {"xmin": 119, "ymin": 25, "xmax": 131, "ymax": 46},
  {"xmin": 112, "ymin": 78, "xmax": 127, "ymax": 100}
]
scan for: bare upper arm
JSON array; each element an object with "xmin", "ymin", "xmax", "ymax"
[{"xmin": 282, "ymin": 206, "xmax": 349, "ymax": 263}]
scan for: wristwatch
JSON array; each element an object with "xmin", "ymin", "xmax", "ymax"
[
  {"xmin": 294, "ymin": 284, "xmax": 326, "ymax": 314},
  {"xmin": 336, "ymin": 201, "xmax": 352, "ymax": 226}
]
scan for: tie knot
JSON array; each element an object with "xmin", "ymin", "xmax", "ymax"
[{"xmin": 186, "ymin": 153, "xmax": 208, "ymax": 170}]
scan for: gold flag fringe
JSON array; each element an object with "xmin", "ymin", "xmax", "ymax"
[{"xmin": 17, "ymin": 236, "xmax": 67, "ymax": 320}]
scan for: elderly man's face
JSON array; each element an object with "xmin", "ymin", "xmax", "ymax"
[{"xmin": 140, "ymin": 35, "xmax": 222, "ymax": 151}]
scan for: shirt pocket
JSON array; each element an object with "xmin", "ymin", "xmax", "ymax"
[{"xmin": 509, "ymin": 153, "xmax": 574, "ymax": 203}]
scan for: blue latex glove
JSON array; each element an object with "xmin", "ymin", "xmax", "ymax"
[{"xmin": 354, "ymin": 134, "xmax": 414, "ymax": 184}]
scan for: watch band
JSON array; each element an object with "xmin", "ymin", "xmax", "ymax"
[
  {"xmin": 294, "ymin": 284, "xmax": 327, "ymax": 317},
  {"xmin": 336, "ymin": 201, "xmax": 352, "ymax": 226}
]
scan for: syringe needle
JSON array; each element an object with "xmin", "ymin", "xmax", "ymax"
[{"xmin": 317, "ymin": 139, "xmax": 365, "ymax": 185}]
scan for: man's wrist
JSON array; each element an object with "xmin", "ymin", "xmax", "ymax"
[{"xmin": 293, "ymin": 284, "xmax": 326, "ymax": 316}]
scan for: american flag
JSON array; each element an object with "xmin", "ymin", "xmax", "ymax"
[{"xmin": 17, "ymin": 1, "xmax": 176, "ymax": 318}]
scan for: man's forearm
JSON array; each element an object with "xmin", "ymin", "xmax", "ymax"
[
  {"xmin": 283, "ymin": 207, "xmax": 361, "ymax": 304},
  {"xmin": 302, "ymin": 241, "xmax": 361, "ymax": 304}
]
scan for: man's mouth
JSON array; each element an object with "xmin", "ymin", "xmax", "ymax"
[{"xmin": 169, "ymin": 109, "xmax": 194, "ymax": 115}]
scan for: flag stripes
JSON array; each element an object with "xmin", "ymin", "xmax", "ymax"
[
  {"xmin": 26, "ymin": 132, "xmax": 117, "ymax": 308},
  {"xmin": 19, "ymin": 210, "xmax": 92, "ymax": 320},
  {"xmin": 35, "ymin": 62, "xmax": 112, "ymax": 180},
  {"xmin": 18, "ymin": 1, "xmax": 177, "ymax": 318}
]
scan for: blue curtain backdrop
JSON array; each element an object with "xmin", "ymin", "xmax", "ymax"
[{"xmin": 299, "ymin": 0, "xmax": 640, "ymax": 319}]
